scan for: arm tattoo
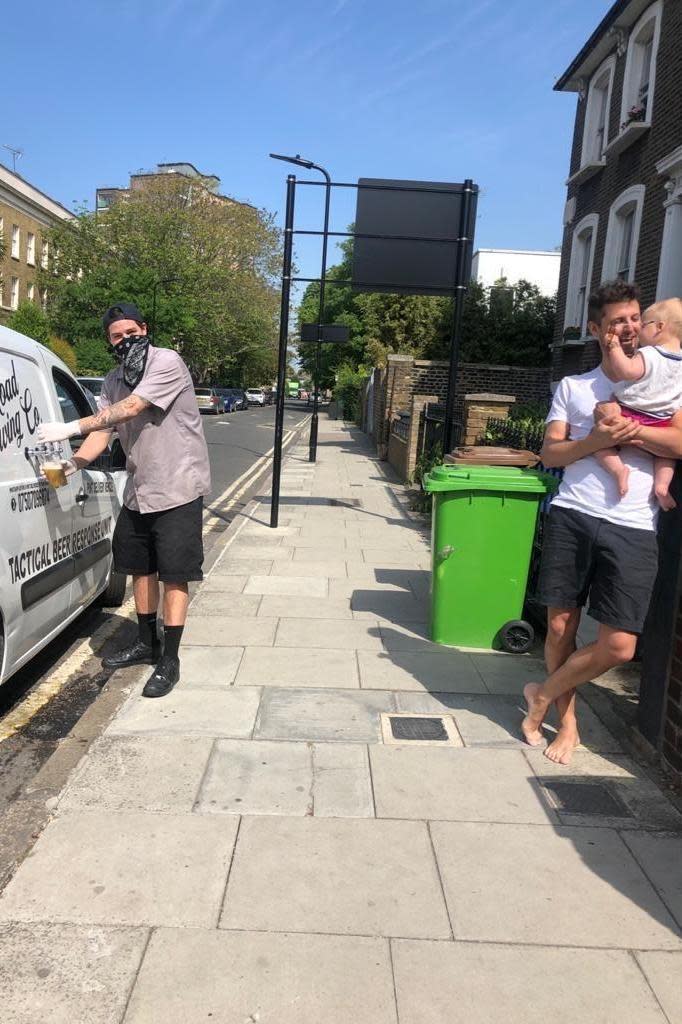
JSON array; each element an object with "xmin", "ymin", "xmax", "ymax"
[{"xmin": 79, "ymin": 394, "xmax": 150, "ymax": 434}]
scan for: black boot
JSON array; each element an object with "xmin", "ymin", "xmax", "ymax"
[
  {"xmin": 102, "ymin": 638, "xmax": 161, "ymax": 670},
  {"xmin": 142, "ymin": 655, "xmax": 180, "ymax": 698}
]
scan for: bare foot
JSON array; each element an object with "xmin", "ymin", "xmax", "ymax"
[
  {"xmin": 615, "ymin": 465, "xmax": 630, "ymax": 498},
  {"xmin": 544, "ymin": 724, "xmax": 581, "ymax": 765},
  {"xmin": 521, "ymin": 683, "xmax": 549, "ymax": 747},
  {"xmin": 656, "ymin": 487, "xmax": 677, "ymax": 511}
]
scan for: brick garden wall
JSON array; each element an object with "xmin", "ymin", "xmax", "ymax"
[{"xmin": 376, "ymin": 356, "xmax": 550, "ymax": 455}]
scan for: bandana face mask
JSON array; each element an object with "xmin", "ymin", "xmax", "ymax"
[{"xmin": 111, "ymin": 334, "xmax": 150, "ymax": 389}]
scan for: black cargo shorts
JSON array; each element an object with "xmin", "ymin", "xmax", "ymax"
[
  {"xmin": 112, "ymin": 497, "xmax": 204, "ymax": 582},
  {"xmin": 536, "ymin": 505, "xmax": 658, "ymax": 634}
]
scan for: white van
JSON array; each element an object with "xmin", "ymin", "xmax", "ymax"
[{"xmin": 0, "ymin": 326, "xmax": 128, "ymax": 686}]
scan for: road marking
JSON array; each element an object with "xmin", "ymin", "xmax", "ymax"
[{"xmin": 0, "ymin": 416, "xmax": 311, "ymax": 744}]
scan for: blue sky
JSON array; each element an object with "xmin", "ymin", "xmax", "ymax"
[{"xmin": 6, "ymin": 0, "xmax": 610, "ymax": 283}]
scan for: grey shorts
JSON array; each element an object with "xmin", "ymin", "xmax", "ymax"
[{"xmin": 536, "ymin": 505, "xmax": 658, "ymax": 634}]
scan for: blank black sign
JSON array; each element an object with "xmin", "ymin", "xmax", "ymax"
[
  {"xmin": 300, "ymin": 323, "xmax": 350, "ymax": 344},
  {"xmin": 352, "ymin": 178, "xmax": 477, "ymax": 296}
]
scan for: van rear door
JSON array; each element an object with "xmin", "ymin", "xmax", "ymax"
[{"xmin": 0, "ymin": 340, "xmax": 76, "ymax": 681}]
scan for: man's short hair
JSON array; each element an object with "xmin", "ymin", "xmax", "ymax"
[
  {"xmin": 102, "ymin": 302, "xmax": 145, "ymax": 335},
  {"xmin": 587, "ymin": 280, "xmax": 641, "ymax": 324}
]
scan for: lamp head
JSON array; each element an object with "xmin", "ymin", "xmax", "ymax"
[{"xmin": 269, "ymin": 152, "xmax": 315, "ymax": 170}]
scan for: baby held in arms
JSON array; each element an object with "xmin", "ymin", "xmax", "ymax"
[{"xmin": 594, "ymin": 298, "xmax": 682, "ymax": 511}]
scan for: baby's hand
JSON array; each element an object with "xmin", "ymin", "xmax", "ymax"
[{"xmin": 604, "ymin": 325, "xmax": 621, "ymax": 351}]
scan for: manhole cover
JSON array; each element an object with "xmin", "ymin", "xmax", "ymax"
[
  {"xmin": 380, "ymin": 713, "xmax": 462, "ymax": 746},
  {"xmin": 540, "ymin": 781, "xmax": 632, "ymax": 818}
]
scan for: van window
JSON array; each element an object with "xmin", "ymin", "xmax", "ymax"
[{"xmin": 52, "ymin": 369, "xmax": 92, "ymax": 451}]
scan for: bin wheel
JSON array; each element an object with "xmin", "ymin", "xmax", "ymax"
[{"xmin": 500, "ymin": 620, "xmax": 534, "ymax": 654}]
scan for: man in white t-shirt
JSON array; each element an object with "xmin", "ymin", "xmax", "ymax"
[{"xmin": 522, "ymin": 280, "xmax": 682, "ymax": 764}]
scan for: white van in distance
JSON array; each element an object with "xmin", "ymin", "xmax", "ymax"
[{"xmin": 0, "ymin": 326, "xmax": 128, "ymax": 686}]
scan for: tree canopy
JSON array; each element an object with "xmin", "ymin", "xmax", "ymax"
[{"xmin": 40, "ymin": 176, "xmax": 282, "ymax": 385}]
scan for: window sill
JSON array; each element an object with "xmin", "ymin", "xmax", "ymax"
[
  {"xmin": 566, "ymin": 160, "xmax": 606, "ymax": 187},
  {"xmin": 605, "ymin": 121, "xmax": 651, "ymax": 158}
]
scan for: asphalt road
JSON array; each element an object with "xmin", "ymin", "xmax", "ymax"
[
  {"xmin": 202, "ymin": 399, "xmax": 311, "ymax": 500},
  {"xmin": 0, "ymin": 398, "xmax": 312, "ymax": 872}
]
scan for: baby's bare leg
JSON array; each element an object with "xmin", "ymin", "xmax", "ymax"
[
  {"xmin": 596, "ymin": 448, "xmax": 630, "ymax": 497},
  {"xmin": 654, "ymin": 457, "xmax": 677, "ymax": 511},
  {"xmin": 594, "ymin": 401, "xmax": 630, "ymax": 497}
]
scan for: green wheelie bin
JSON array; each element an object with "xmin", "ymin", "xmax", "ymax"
[{"xmin": 422, "ymin": 464, "xmax": 558, "ymax": 652}]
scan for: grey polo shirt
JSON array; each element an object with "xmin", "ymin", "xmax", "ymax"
[{"xmin": 100, "ymin": 346, "xmax": 211, "ymax": 514}]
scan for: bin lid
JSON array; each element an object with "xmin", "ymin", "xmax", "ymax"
[
  {"xmin": 445, "ymin": 446, "xmax": 539, "ymax": 467},
  {"xmin": 423, "ymin": 464, "xmax": 559, "ymax": 494}
]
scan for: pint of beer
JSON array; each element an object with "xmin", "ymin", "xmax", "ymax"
[{"xmin": 42, "ymin": 461, "xmax": 68, "ymax": 488}]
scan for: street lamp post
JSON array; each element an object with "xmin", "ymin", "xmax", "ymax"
[{"xmin": 270, "ymin": 153, "xmax": 331, "ymax": 464}]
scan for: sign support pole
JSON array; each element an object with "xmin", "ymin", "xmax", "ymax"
[
  {"xmin": 443, "ymin": 178, "xmax": 475, "ymax": 455},
  {"xmin": 271, "ymin": 174, "xmax": 296, "ymax": 529}
]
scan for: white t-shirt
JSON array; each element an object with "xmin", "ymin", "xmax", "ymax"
[
  {"xmin": 614, "ymin": 345, "xmax": 682, "ymax": 418},
  {"xmin": 548, "ymin": 367, "xmax": 657, "ymax": 531}
]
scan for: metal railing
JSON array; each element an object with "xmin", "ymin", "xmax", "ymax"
[
  {"xmin": 484, "ymin": 417, "xmax": 546, "ymax": 454},
  {"xmin": 391, "ymin": 411, "xmax": 410, "ymax": 442}
]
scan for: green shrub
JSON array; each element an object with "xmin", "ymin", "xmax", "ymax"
[{"xmin": 334, "ymin": 363, "xmax": 369, "ymax": 422}]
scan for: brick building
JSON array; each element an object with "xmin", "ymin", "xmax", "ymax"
[
  {"xmin": 0, "ymin": 163, "xmax": 74, "ymax": 323},
  {"xmin": 552, "ymin": 0, "xmax": 682, "ymax": 384},
  {"xmin": 96, "ymin": 161, "xmax": 250, "ymax": 213},
  {"xmin": 553, "ymin": 0, "xmax": 682, "ymax": 783}
]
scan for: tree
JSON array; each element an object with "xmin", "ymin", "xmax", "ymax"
[
  {"xmin": 73, "ymin": 336, "xmax": 115, "ymax": 375},
  {"xmin": 8, "ymin": 301, "xmax": 78, "ymax": 372},
  {"xmin": 424, "ymin": 277, "xmax": 555, "ymax": 367},
  {"xmin": 40, "ymin": 176, "xmax": 282, "ymax": 384},
  {"xmin": 8, "ymin": 301, "xmax": 51, "ymax": 346}
]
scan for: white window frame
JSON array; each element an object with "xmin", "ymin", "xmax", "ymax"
[
  {"xmin": 656, "ymin": 146, "xmax": 682, "ymax": 300},
  {"xmin": 27, "ymin": 282, "xmax": 35, "ymax": 303},
  {"xmin": 581, "ymin": 56, "xmax": 615, "ymax": 166},
  {"xmin": 26, "ymin": 231, "xmax": 35, "ymax": 265},
  {"xmin": 11, "ymin": 224, "xmax": 20, "ymax": 259},
  {"xmin": 41, "ymin": 238, "xmax": 49, "ymax": 269},
  {"xmin": 602, "ymin": 185, "xmax": 646, "ymax": 283},
  {"xmin": 564, "ymin": 213, "xmax": 599, "ymax": 339},
  {"xmin": 10, "ymin": 276, "xmax": 20, "ymax": 310},
  {"xmin": 620, "ymin": 1, "xmax": 662, "ymax": 126}
]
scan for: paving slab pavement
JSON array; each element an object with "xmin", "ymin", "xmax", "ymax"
[{"xmin": 2, "ymin": 420, "xmax": 681, "ymax": 1021}]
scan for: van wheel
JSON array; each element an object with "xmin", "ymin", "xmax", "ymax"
[{"xmin": 97, "ymin": 570, "xmax": 127, "ymax": 607}]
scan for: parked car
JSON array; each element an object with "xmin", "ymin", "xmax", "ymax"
[
  {"xmin": 77, "ymin": 376, "xmax": 105, "ymax": 409},
  {"xmin": 306, "ymin": 391, "xmax": 323, "ymax": 406},
  {"xmin": 222, "ymin": 388, "xmax": 248, "ymax": 410},
  {"xmin": 0, "ymin": 326, "xmax": 128, "ymax": 687},
  {"xmin": 245, "ymin": 388, "xmax": 266, "ymax": 407},
  {"xmin": 216, "ymin": 388, "xmax": 239, "ymax": 413},
  {"xmin": 194, "ymin": 387, "xmax": 225, "ymax": 414}
]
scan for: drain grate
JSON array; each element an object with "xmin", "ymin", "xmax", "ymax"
[
  {"xmin": 539, "ymin": 780, "xmax": 632, "ymax": 818},
  {"xmin": 380, "ymin": 713, "xmax": 462, "ymax": 746}
]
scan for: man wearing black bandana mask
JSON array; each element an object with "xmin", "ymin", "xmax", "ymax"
[{"xmin": 38, "ymin": 301, "xmax": 211, "ymax": 698}]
